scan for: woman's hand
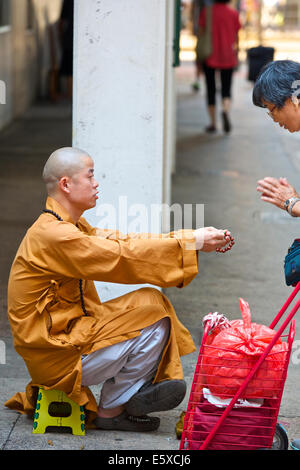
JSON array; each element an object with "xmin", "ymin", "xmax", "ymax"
[
  {"xmin": 193, "ymin": 227, "xmax": 232, "ymax": 252},
  {"xmin": 256, "ymin": 176, "xmax": 298, "ymax": 210}
]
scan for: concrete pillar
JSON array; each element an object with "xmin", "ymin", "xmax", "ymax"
[{"xmin": 73, "ymin": 0, "xmax": 176, "ymax": 302}]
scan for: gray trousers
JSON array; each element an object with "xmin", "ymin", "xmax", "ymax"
[{"xmin": 81, "ymin": 317, "xmax": 170, "ymax": 409}]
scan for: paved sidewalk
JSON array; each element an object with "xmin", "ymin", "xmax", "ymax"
[{"xmin": 1, "ymin": 61, "xmax": 300, "ymax": 451}]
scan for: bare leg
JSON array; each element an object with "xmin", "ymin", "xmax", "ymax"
[
  {"xmin": 208, "ymin": 104, "xmax": 216, "ymax": 128},
  {"xmin": 192, "ymin": 61, "xmax": 202, "ymax": 92},
  {"xmin": 220, "ymin": 68, "xmax": 233, "ymax": 133},
  {"xmin": 221, "ymin": 98, "xmax": 231, "ymax": 133},
  {"xmin": 98, "ymin": 404, "xmax": 125, "ymax": 418},
  {"xmin": 222, "ymin": 97, "xmax": 230, "ymax": 113}
]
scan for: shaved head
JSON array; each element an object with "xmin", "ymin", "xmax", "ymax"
[{"xmin": 43, "ymin": 147, "xmax": 92, "ymax": 196}]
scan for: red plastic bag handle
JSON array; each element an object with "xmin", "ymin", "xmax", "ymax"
[{"xmin": 239, "ymin": 297, "xmax": 251, "ymax": 330}]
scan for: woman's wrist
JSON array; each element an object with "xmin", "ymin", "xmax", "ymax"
[{"xmin": 290, "ymin": 199, "xmax": 300, "ymax": 217}]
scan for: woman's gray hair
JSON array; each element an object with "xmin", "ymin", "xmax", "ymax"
[{"xmin": 252, "ymin": 60, "xmax": 300, "ymax": 109}]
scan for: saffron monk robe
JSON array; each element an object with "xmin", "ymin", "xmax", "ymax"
[{"xmin": 5, "ymin": 147, "xmax": 233, "ymax": 432}]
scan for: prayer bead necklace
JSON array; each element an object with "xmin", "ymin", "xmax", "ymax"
[{"xmin": 42, "ymin": 209, "xmax": 89, "ymax": 316}]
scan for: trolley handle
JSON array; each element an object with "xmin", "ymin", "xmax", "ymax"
[{"xmin": 269, "ymin": 281, "xmax": 300, "ymax": 329}]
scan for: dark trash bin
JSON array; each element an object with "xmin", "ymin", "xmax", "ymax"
[{"xmin": 247, "ymin": 46, "xmax": 275, "ymax": 82}]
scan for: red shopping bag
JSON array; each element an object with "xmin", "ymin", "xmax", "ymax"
[
  {"xmin": 189, "ymin": 395, "xmax": 274, "ymax": 450},
  {"xmin": 201, "ymin": 299, "xmax": 289, "ymax": 399}
]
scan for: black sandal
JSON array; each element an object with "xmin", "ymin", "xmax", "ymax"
[
  {"xmin": 93, "ymin": 410, "xmax": 160, "ymax": 432},
  {"xmin": 125, "ymin": 380, "xmax": 186, "ymax": 416},
  {"xmin": 205, "ymin": 125, "xmax": 217, "ymax": 133}
]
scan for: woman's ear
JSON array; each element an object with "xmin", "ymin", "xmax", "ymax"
[{"xmin": 291, "ymin": 95, "xmax": 299, "ymax": 107}]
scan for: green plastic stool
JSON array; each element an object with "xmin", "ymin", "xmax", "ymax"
[{"xmin": 32, "ymin": 387, "xmax": 85, "ymax": 435}]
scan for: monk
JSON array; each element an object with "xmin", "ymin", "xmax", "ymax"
[{"xmin": 5, "ymin": 147, "xmax": 232, "ymax": 432}]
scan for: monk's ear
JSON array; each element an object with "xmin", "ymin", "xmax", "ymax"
[{"xmin": 58, "ymin": 176, "xmax": 70, "ymax": 194}]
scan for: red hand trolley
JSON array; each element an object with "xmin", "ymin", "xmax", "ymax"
[{"xmin": 180, "ymin": 282, "xmax": 300, "ymax": 450}]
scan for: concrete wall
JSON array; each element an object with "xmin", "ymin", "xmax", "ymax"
[
  {"xmin": 0, "ymin": 0, "xmax": 62, "ymax": 130},
  {"xmin": 73, "ymin": 0, "xmax": 177, "ymax": 302}
]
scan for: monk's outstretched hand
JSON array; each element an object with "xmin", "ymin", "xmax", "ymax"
[{"xmin": 193, "ymin": 227, "xmax": 233, "ymax": 252}]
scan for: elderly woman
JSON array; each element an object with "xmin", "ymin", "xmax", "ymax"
[
  {"xmin": 254, "ymin": 60, "xmax": 300, "ymax": 217},
  {"xmin": 253, "ymin": 60, "xmax": 300, "ymax": 450}
]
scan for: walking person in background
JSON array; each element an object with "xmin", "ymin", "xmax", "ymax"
[
  {"xmin": 58, "ymin": 0, "xmax": 74, "ymax": 101},
  {"xmin": 191, "ymin": 0, "xmax": 208, "ymax": 92},
  {"xmin": 199, "ymin": 0, "xmax": 241, "ymax": 133}
]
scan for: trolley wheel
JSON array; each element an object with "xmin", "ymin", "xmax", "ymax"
[{"xmin": 272, "ymin": 423, "xmax": 289, "ymax": 450}]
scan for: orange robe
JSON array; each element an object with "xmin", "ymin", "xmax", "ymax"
[{"xmin": 5, "ymin": 197, "xmax": 198, "ymax": 423}]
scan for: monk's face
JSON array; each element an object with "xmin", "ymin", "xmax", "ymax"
[{"xmin": 67, "ymin": 156, "xmax": 99, "ymax": 211}]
